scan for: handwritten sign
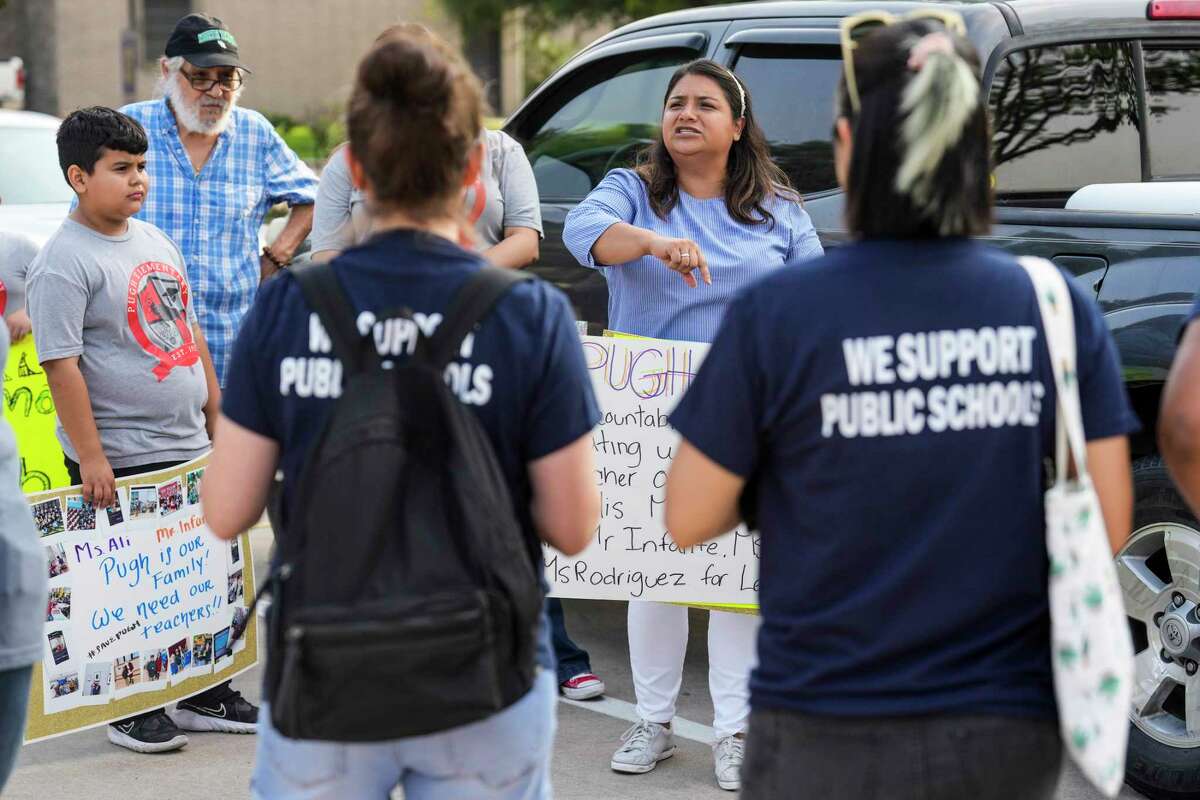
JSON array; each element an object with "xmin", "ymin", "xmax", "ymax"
[
  {"xmin": 25, "ymin": 455, "xmax": 257, "ymax": 743},
  {"xmin": 544, "ymin": 336, "xmax": 760, "ymax": 605},
  {"xmin": 3, "ymin": 336, "xmax": 70, "ymax": 492}
]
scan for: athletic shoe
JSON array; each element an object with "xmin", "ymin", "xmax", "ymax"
[
  {"xmin": 107, "ymin": 711, "xmax": 188, "ymax": 753},
  {"xmin": 560, "ymin": 672, "xmax": 606, "ymax": 700},
  {"xmin": 172, "ymin": 684, "xmax": 258, "ymax": 733},
  {"xmin": 713, "ymin": 734, "xmax": 745, "ymax": 791},
  {"xmin": 611, "ymin": 719, "xmax": 676, "ymax": 774}
]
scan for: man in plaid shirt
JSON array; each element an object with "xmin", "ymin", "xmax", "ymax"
[{"xmin": 123, "ymin": 12, "xmax": 318, "ymax": 385}]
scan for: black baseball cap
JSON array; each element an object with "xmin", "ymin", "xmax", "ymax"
[{"xmin": 164, "ymin": 13, "xmax": 252, "ymax": 72}]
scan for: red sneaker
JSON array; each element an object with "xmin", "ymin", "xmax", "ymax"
[{"xmin": 560, "ymin": 672, "xmax": 606, "ymax": 700}]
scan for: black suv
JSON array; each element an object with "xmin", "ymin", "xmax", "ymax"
[{"xmin": 505, "ymin": 2, "xmax": 1200, "ymax": 797}]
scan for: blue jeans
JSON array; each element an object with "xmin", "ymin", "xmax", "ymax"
[
  {"xmin": 546, "ymin": 598, "xmax": 590, "ymax": 683},
  {"xmin": 251, "ymin": 670, "xmax": 556, "ymax": 800},
  {"xmin": 0, "ymin": 666, "xmax": 32, "ymax": 792}
]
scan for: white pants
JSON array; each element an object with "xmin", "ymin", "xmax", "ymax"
[{"xmin": 628, "ymin": 601, "xmax": 760, "ymax": 741}]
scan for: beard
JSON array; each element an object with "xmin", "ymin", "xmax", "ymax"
[{"xmin": 161, "ymin": 74, "xmax": 239, "ymax": 135}]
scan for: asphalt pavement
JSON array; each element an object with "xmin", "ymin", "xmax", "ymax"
[{"xmin": 3, "ymin": 529, "xmax": 1148, "ymax": 800}]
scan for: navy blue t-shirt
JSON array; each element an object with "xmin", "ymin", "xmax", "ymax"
[
  {"xmin": 670, "ymin": 238, "xmax": 1139, "ymax": 719},
  {"xmin": 222, "ymin": 228, "xmax": 601, "ymax": 670}
]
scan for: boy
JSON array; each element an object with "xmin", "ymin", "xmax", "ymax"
[{"xmin": 26, "ymin": 107, "xmax": 256, "ymax": 754}]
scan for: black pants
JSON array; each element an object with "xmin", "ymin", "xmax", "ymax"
[
  {"xmin": 740, "ymin": 708, "xmax": 1062, "ymax": 800},
  {"xmin": 65, "ymin": 456, "xmax": 234, "ymax": 712}
]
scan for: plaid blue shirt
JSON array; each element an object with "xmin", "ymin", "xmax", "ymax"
[{"xmin": 120, "ymin": 98, "xmax": 318, "ymax": 383}]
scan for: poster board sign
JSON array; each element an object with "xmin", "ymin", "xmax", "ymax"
[
  {"xmin": 25, "ymin": 454, "xmax": 257, "ymax": 743},
  {"xmin": 3, "ymin": 336, "xmax": 70, "ymax": 492},
  {"xmin": 545, "ymin": 335, "xmax": 759, "ymax": 607}
]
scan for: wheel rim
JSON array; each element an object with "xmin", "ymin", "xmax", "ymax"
[{"xmin": 1120, "ymin": 522, "xmax": 1200, "ymax": 749}]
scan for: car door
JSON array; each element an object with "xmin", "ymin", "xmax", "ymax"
[{"xmin": 506, "ymin": 24, "xmax": 728, "ymax": 328}]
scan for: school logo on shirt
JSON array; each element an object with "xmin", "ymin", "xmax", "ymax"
[{"xmin": 126, "ymin": 261, "xmax": 199, "ymax": 381}]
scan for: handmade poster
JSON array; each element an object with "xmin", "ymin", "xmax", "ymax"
[
  {"xmin": 3, "ymin": 336, "xmax": 70, "ymax": 492},
  {"xmin": 544, "ymin": 335, "xmax": 760, "ymax": 607},
  {"xmin": 25, "ymin": 454, "xmax": 257, "ymax": 743}
]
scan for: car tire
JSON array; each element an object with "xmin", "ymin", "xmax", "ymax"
[{"xmin": 1124, "ymin": 456, "xmax": 1200, "ymax": 800}]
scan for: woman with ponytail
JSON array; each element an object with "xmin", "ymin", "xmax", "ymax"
[
  {"xmin": 205, "ymin": 27, "xmax": 601, "ymax": 799},
  {"xmin": 663, "ymin": 14, "xmax": 1138, "ymax": 799},
  {"xmin": 563, "ymin": 58, "xmax": 822, "ymax": 792}
]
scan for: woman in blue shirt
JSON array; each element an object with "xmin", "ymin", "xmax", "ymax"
[
  {"xmin": 665, "ymin": 17, "xmax": 1138, "ymax": 800},
  {"xmin": 563, "ymin": 58, "xmax": 822, "ymax": 792}
]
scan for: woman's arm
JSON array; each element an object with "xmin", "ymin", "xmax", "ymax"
[
  {"xmin": 592, "ymin": 224, "xmax": 711, "ymax": 287},
  {"xmin": 202, "ymin": 414, "xmax": 279, "ymax": 540},
  {"xmin": 1088, "ymin": 435, "xmax": 1133, "ymax": 555},
  {"xmin": 482, "ymin": 227, "xmax": 539, "ymax": 269},
  {"xmin": 666, "ymin": 440, "xmax": 745, "ymax": 548},
  {"xmin": 529, "ymin": 432, "xmax": 600, "ymax": 555},
  {"xmin": 1161, "ymin": 321, "xmax": 1200, "ymax": 519}
]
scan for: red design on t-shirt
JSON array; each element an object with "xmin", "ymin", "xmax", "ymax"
[
  {"xmin": 466, "ymin": 177, "xmax": 487, "ymax": 225},
  {"xmin": 126, "ymin": 261, "xmax": 198, "ymax": 381}
]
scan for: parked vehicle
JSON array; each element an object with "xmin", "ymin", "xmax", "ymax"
[
  {"xmin": 0, "ymin": 109, "xmax": 73, "ymax": 246},
  {"xmin": 505, "ymin": 2, "xmax": 1200, "ymax": 797},
  {"xmin": 0, "ymin": 57, "xmax": 24, "ymax": 109}
]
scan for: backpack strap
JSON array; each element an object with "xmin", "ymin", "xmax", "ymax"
[
  {"xmin": 415, "ymin": 267, "xmax": 533, "ymax": 370},
  {"xmin": 291, "ymin": 261, "xmax": 381, "ymax": 374}
]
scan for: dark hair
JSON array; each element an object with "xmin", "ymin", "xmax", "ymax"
[
  {"xmin": 635, "ymin": 58, "xmax": 796, "ymax": 228},
  {"xmin": 347, "ymin": 29, "xmax": 483, "ymax": 219},
  {"xmin": 836, "ymin": 20, "xmax": 992, "ymax": 238},
  {"xmin": 56, "ymin": 106, "xmax": 148, "ymax": 184}
]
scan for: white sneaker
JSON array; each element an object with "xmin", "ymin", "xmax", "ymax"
[
  {"xmin": 713, "ymin": 734, "xmax": 745, "ymax": 791},
  {"xmin": 611, "ymin": 719, "xmax": 676, "ymax": 774}
]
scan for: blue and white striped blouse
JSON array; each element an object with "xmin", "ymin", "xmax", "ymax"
[{"xmin": 563, "ymin": 168, "xmax": 823, "ymax": 343}]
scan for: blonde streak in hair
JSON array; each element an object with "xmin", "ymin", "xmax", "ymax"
[{"xmin": 894, "ymin": 50, "xmax": 980, "ymax": 215}]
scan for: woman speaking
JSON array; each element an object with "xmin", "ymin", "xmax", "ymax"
[{"xmin": 563, "ymin": 58, "xmax": 822, "ymax": 792}]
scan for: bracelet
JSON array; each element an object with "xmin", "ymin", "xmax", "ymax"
[{"xmin": 262, "ymin": 246, "xmax": 289, "ymax": 269}]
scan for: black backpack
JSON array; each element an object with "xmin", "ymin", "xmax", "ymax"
[{"xmin": 251, "ymin": 261, "xmax": 543, "ymax": 742}]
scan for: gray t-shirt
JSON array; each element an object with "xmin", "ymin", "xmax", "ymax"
[
  {"xmin": 27, "ymin": 218, "xmax": 210, "ymax": 468},
  {"xmin": 310, "ymin": 130, "xmax": 543, "ymax": 252},
  {"xmin": 0, "ymin": 322, "xmax": 47, "ymax": 670},
  {"xmin": 0, "ymin": 230, "xmax": 39, "ymax": 314}
]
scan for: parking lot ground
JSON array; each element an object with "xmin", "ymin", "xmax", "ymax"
[{"xmin": 4, "ymin": 529, "xmax": 1148, "ymax": 800}]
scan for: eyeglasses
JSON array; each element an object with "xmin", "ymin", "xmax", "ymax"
[
  {"xmin": 839, "ymin": 9, "xmax": 967, "ymax": 113},
  {"xmin": 179, "ymin": 66, "xmax": 244, "ymax": 93}
]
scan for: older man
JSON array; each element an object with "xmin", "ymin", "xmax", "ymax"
[{"xmin": 122, "ymin": 13, "xmax": 318, "ymax": 385}]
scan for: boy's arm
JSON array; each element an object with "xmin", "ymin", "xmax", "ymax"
[
  {"xmin": 43, "ymin": 357, "xmax": 115, "ymax": 508},
  {"xmin": 193, "ymin": 322, "xmax": 221, "ymax": 442}
]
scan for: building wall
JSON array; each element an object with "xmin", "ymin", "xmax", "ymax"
[{"xmin": 54, "ymin": 0, "xmax": 129, "ymax": 115}]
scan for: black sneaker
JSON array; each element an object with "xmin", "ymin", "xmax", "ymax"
[
  {"xmin": 107, "ymin": 710, "xmax": 188, "ymax": 753},
  {"xmin": 172, "ymin": 684, "xmax": 258, "ymax": 734}
]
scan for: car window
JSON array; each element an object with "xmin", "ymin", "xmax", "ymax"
[
  {"xmin": 517, "ymin": 49, "xmax": 692, "ymax": 201},
  {"xmin": 989, "ymin": 41, "xmax": 1141, "ymax": 205},
  {"xmin": 0, "ymin": 126, "xmax": 74, "ymax": 205},
  {"xmin": 1143, "ymin": 45, "xmax": 1200, "ymax": 179},
  {"xmin": 732, "ymin": 44, "xmax": 841, "ymax": 195}
]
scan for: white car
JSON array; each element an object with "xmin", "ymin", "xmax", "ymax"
[{"xmin": 0, "ymin": 109, "xmax": 72, "ymax": 247}]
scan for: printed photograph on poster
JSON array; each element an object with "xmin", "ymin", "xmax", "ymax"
[
  {"xmin": 46, "ymin": 587, "xmax": 70, "ymax": 621},
  {"xmin": 230, "ymin": 537, "xmax": 240, "ymax": 566},
  {"xmin": 114, "ymin": 653, "xmax": 141, "ymax": 689},
  {"xmin": 231, "ymin": 607, "xmax": 248, "ymax": 652},
  {"xmin": 48, "ymin": 671, "xmax": 79, "ymax": 699},
  {"xmin": 192, "ymin": 633, "xmax": 213, "ymax": 667},
  {"xmin": 32, "ymin": 497, "xmax": 64, "ymax": 537},
  {"xmin": 46, "ymin": 543, "xmax": 68, "ymax": 578},
  {"xmin": 128, "ymin": 486, "xmax": 158, "ymax": 520},
  {"xmin": 158, "ymin": 479, "xmax": 183, "ymax": 517},
  {"xmin": 213, "ymin": 626, "xmax": 232, "ymax": 662},
  {"xmin": 47, "ymin": 631, "xmax": 69, "ymax": 665},
  {"xmin": 142, "ymin": 648, "xmax": 168, "ymax": 682},
  {"xmin": 65, "ymin": 496, "xmax": 96, "ymax": 531},
  {"xmin": 228, "ymin": 568, "xmax": 244, "ymax": 605},
  {"xmin": 186, "ymin": 468, "xmax": 203, "ymax": 505},
  {"xmin": 83, "ymin": 662, "xmax": 113, "ymax": 697},
  {"xmin": 106, "ymin": 497, "xmax": 124, "ymax": 526},
  {"xmin": 168, "ymin": 638, "xmax": 191, "ymax": 675}
]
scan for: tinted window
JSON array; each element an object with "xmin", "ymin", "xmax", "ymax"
[
  {"xmin": 733, "ymin": 44, "xmax": 841, "ymax": 195},
  {"xmin": 1144, "ymin": 45, "xmax": 1200, "ymax": 179},
  {"xmin": 518, "ymin": 50, "xmax": 691, "ymax": 201},
  {"xmin": 989, "ymin": 41, "xmax": 1141, "ymax": 203},
  {"xmin": 0, "ymin": 127, "xmax": 74, "ymax": 205}
]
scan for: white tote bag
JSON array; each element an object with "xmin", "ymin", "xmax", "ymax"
[{"xmin": 1019, "ymin": 256, "xmax": 1134, "ymax": 798}]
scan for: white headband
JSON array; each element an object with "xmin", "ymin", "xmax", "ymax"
[{"xmin": 724, "ymin": 67, "xmax": 746, "ymax": 118}]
